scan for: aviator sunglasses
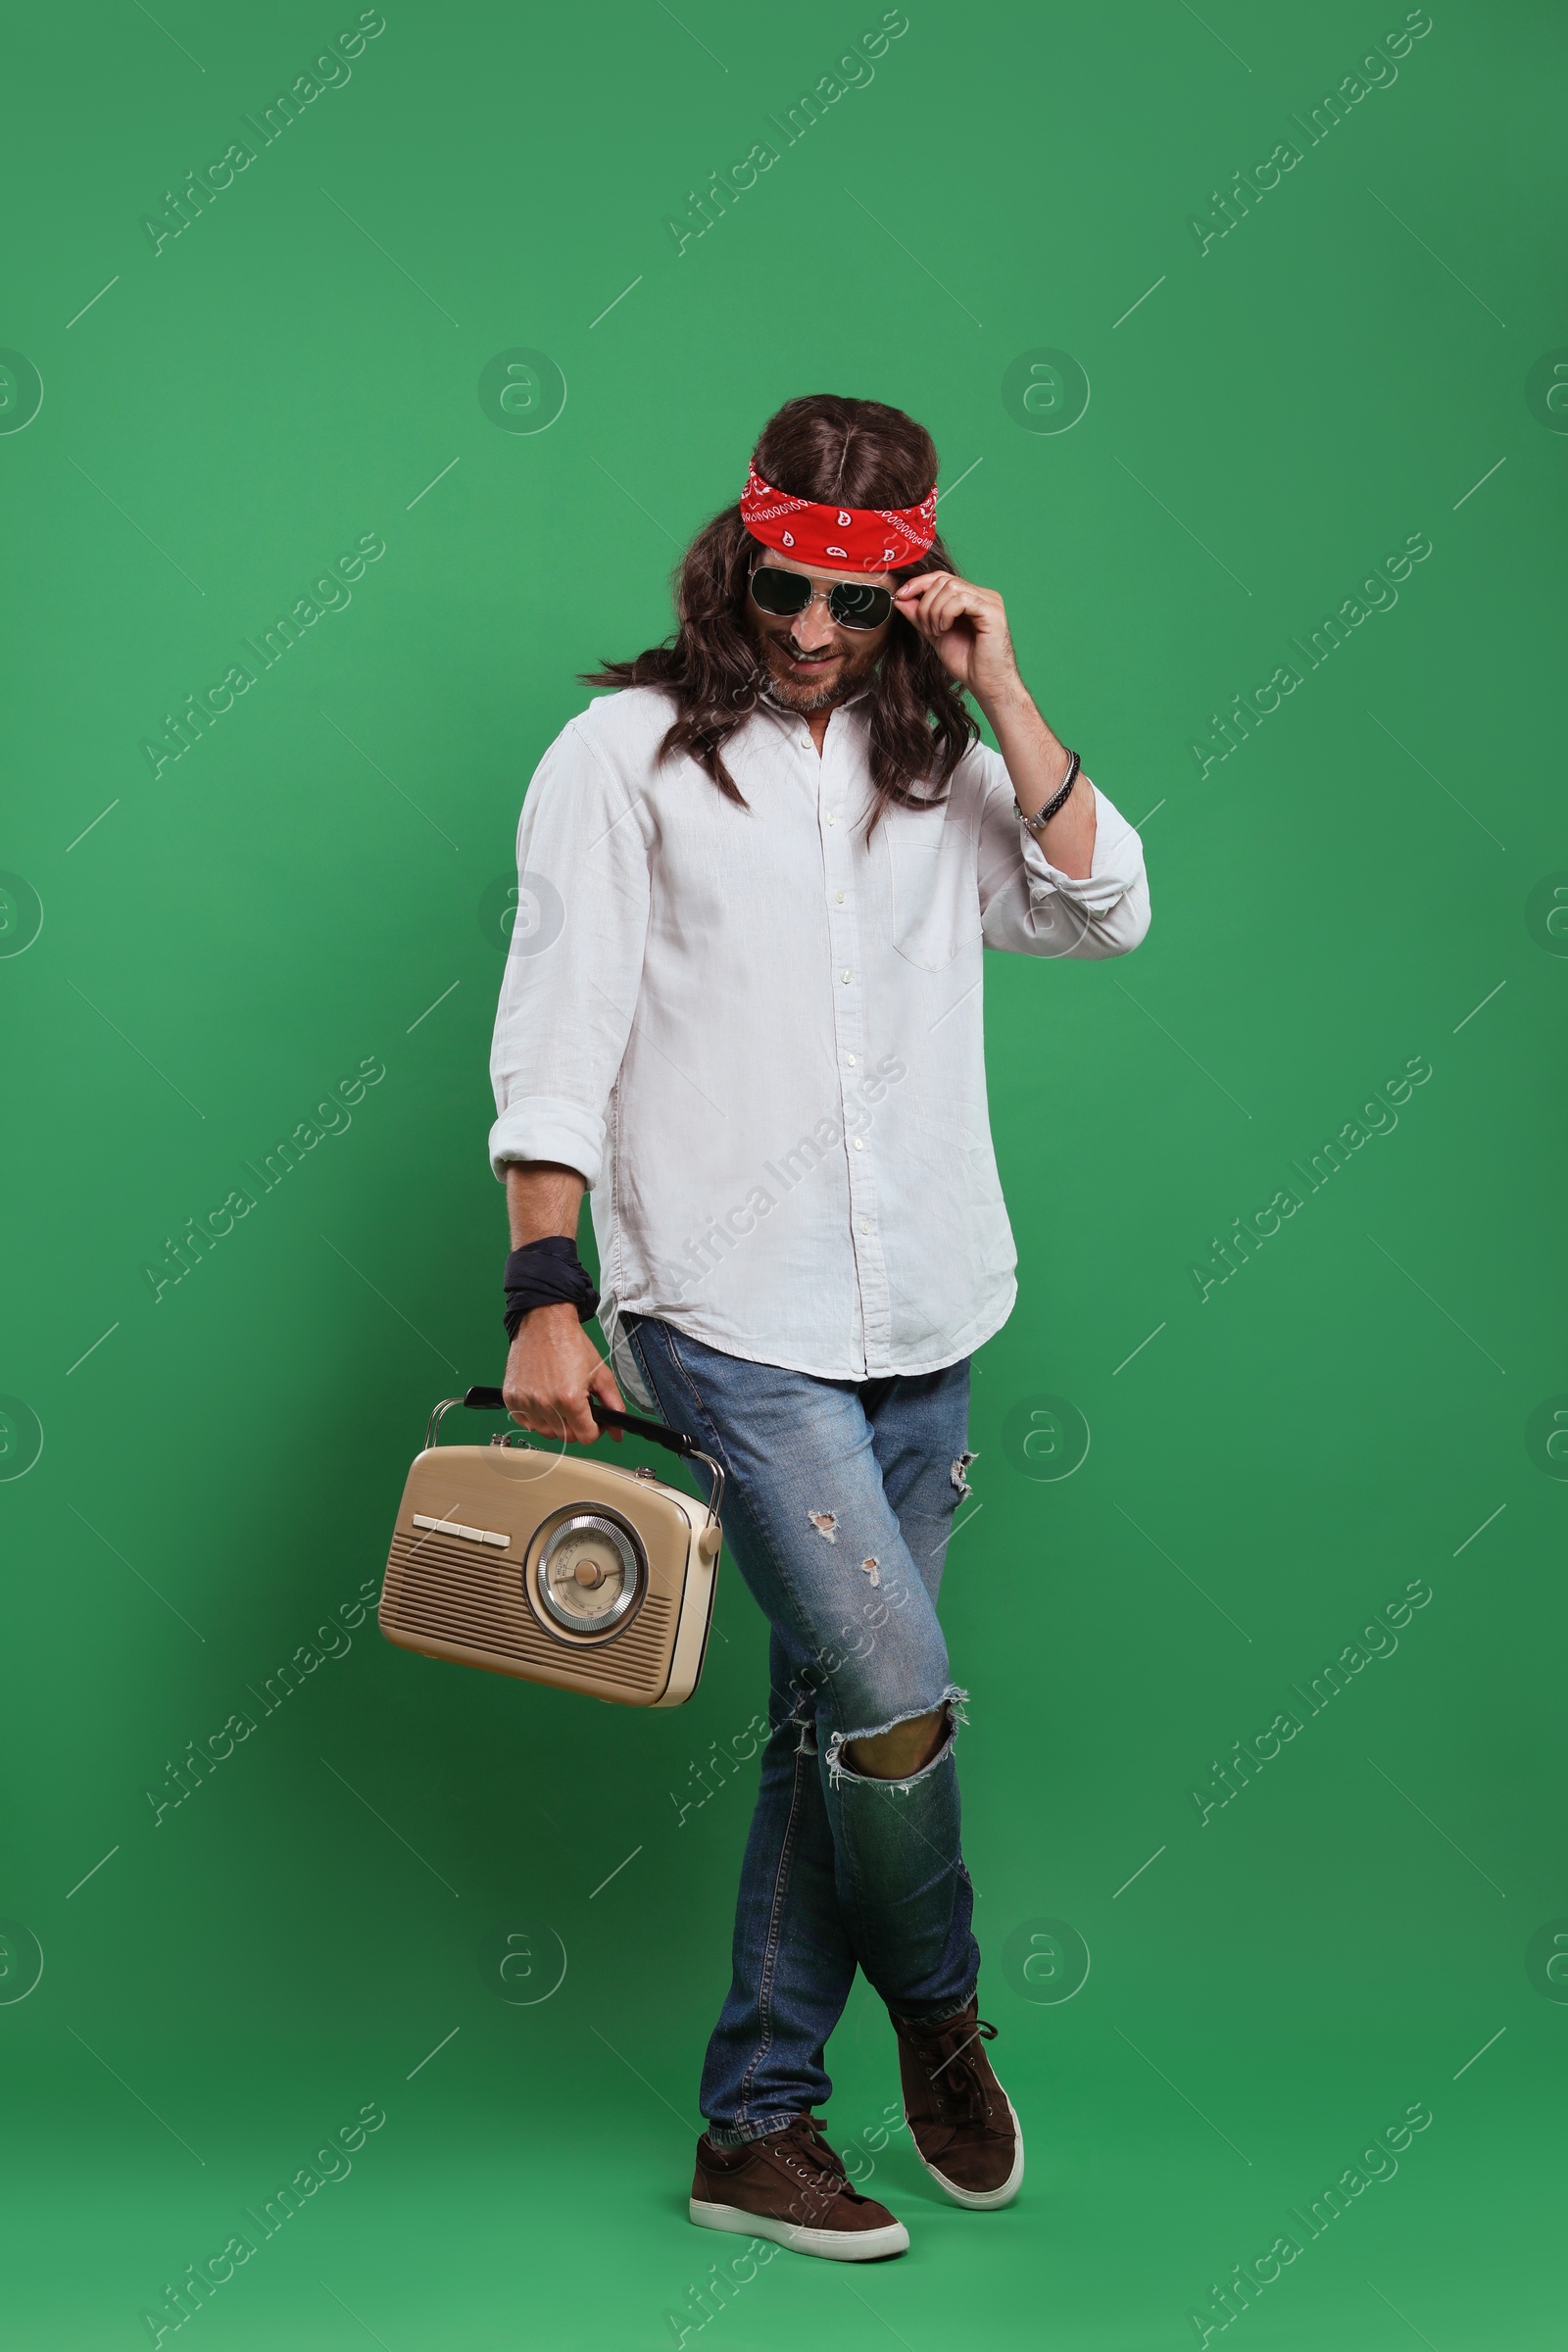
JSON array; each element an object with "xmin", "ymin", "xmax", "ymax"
[{"xmin": 749, "ymin": 564, "xmax": 896, "ymax": 633}]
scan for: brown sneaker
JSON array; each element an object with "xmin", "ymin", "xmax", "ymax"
[
  {"xmin": 690, "ymin": 2112, "xmax": 909, "ymax": 2261},
  {"xmin": 891, "ymin": 1998, "xmax": 1023, "ymax": 2209}
]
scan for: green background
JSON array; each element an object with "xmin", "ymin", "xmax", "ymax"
[{"xmin": 3, "ymin": 2, "xmax": 1564, "ymax": 2345}]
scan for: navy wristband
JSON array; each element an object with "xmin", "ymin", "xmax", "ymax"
[{"xmin": 503, "ymin": 1237, "xmax": 601, "ymax": 1342}]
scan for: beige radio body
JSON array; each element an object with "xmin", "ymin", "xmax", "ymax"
[{"xmin": 378, "ymin": 1392, "xmax": 723, "ymax": 1708}]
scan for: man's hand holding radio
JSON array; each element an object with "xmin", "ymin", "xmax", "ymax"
[
  {"xmin": 503, "ymin": 1164, "xmax": 624, "ymax": 1446},
  {"xmin": 505, "ymin": 1303, "xmax": 622, "ymax": 1446}
]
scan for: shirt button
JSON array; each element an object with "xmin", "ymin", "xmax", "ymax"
[
  {"xmin": 840, "ymin": 969, "xmax": 852, "ymax": 984},
  {"xmin": 825, "ymin": 813, "xmax": 837, "ymax": 827},
  {"xmin": 845, "ymin": 1054, "xmax": 857, "ymax": 1067},
  {"xmin": 853, "ymin": 1137, "xmax": 865, "ymax": 1151},
  {"xmin": 858, "ymin": 1219, "xmax": 870, "ymax": 1235},
  {"xmin": 834, "ymin": 890, "xmax": 845, "ymax": 905},
  {"xmin": 800, "ymin": 734, "xmax": 810, "ymax": 749}
]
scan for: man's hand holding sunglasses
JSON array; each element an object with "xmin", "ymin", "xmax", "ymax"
[
  {"xmin": 893, "ymin": 571, "xmax": 1022, "ymax": 710},
  {"xmin": 897, "ymin": 569, "xmax": 1096, "ymax": 879}
]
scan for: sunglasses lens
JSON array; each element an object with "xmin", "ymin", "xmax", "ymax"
[
  {"xmin": 827, "ymin": 583, "xmax": 894, "ymax": 630},
  {"xmin": 750, "ymin": 568, "xmax": 893, "ymax": 630},
  {"xmin": 750, "ymin": 567, "xmax": 812, "ymax": 617}
]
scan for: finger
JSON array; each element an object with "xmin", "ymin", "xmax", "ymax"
[
  {"xmin": 524, "ymin": 1393, "xmax": 575, "ymax": 1446},
  {"xmin": 588, "ymin": 1353, "xmax": 625, "ymax": 1440},
  {"xmin": 928, "ymin": 580, "xmax": 989, "ymax": 627},
  {"xmin": 560, "ymin": 1391, "xmax": 600, "ymax": 1446},
  {"xmin": 894, "ymin": 577, "xmax": 956, "ymax": 626},
  {"xmin": 514, "ymin": 1402, "xmax": 557, "ymax": 1444},
  {"xmin": 898, "ymin": 571, "xmax": 980, "ymax": 609},
  {"xmin": 920, "ymin": 584, "xmax": 967, "ymax": 631},
  {"xmin": 914, "ymin": 573, "xmax": 976, "ymax": 623},
  {"xmin": 896, "ymin": 584, "xmax": 951, "ymax": 639},
  {"xmin": 897, "ymin": 575, "xmax": 956, "ymax": 613},
  {"xmin": 910, "ymin": 590, "xmax": 967, "ymax": 644}
]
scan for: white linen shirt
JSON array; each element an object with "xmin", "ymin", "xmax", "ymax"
[{"xmin": 488, "ymin": 684, "xmax": 1150, "ymax": 1384}]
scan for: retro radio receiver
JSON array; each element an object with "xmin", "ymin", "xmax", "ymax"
[{"xmin": 378, "ymin": 1387, "xmax": 724, "ymax": 1709}]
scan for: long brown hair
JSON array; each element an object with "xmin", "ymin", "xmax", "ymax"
[{"xmin": 585, "ymin": 393, "xmax": 976, "ymax": 825}]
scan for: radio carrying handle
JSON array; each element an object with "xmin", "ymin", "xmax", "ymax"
[{"xmin": 423, "ymin": 1387, "xmax": 725, "ymax": 1529}]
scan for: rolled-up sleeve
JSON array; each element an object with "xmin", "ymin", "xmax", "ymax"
[
  {"xmin": 487, "ymin": 716, "xmax": 652, "ymax": 1184},
  {"xmin": 974, "ymin": 745, "xmax": 1151, "ymax": 960}
]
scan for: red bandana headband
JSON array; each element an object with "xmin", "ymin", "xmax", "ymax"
[{"xmin": 739, "ymin": 462, "xmax": 937, "ymax": 574}]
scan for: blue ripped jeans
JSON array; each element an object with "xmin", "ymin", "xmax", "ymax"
[{"xmin": 625, "ymin": 1314, "xmax": 981, "ymax": 2142}]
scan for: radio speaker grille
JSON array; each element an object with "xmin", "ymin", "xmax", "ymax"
[{"xmin": 383, "ymin": 1528, "xmax": 675, "ymax": 1694}]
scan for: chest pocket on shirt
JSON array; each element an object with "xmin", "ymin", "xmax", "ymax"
[{"xmin": 885, "ymin": 808, "xmax": 980, "ymax": 972}]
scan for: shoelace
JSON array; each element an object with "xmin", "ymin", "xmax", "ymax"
[
  {"xmin": 920, "ymin": 2018, "xmax": 1001, "ymax": 2125},
  {"xmin": 772, "ymin": 2115, "xmax": 853, "ymax": 2204}
]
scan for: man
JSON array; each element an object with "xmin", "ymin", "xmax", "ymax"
[{"xmin": 489, "ymin": 393, "xmax": 1150, "ymax": 2260}]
